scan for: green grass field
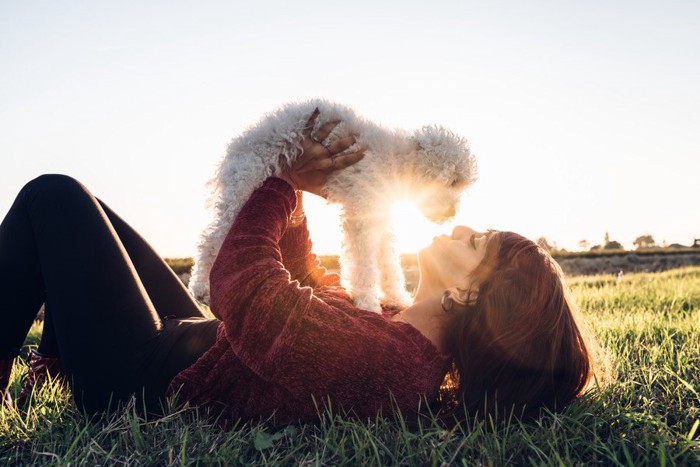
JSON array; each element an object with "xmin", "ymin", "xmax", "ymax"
[{"xmin": 1, "ymin": 268, "xmax": 699, "ymax": 465}]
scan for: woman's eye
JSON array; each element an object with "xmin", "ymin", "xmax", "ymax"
[{"xmin": 471, "ymin": 233, "xmax": 487, "ymax": 249}]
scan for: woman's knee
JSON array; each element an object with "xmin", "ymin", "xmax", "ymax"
[{"xmin": 21, "ymin": 174, "xmax": 91, "ymax": 202}]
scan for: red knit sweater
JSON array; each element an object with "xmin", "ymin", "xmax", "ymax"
[{"xmin": 168, "ymin": 177, "xmax": 451, "ymax": 424}]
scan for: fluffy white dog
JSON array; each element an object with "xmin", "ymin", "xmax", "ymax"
[{"xmin": 190, "ymin": 99, "xmax": 477, "ymax": 312}]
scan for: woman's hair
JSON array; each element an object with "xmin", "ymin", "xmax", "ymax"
[{"xmin": 440, "ymin": 231, "xmax": 607, "ymax": 422}]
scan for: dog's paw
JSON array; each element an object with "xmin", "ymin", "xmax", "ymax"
[
  {"xmin": 381, "ymin": 291, "xmax": 413, "ymax": 309},
  {"xmin": 353, "ymin": 294, "xmax": 383, "ymax": 313},
  {"xmin": 188, "ymin": 282, "xmax": 211, "ymax": 305},
  {"xmin": 193, "ymin": 292, "xmax": 210, "ymax": 305}
]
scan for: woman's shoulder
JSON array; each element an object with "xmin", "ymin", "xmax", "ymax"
[
  {"xmin": 313, "ymin": 286, "xmax": 401, "ymax": 318},
  {"xmin": 311, "ymin": 289, "xmax": 450, "ymax": 363}
]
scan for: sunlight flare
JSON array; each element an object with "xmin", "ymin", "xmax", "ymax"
[{"xmin": 390, "ymin": 200, "xmax": 453, "ymax": 253}]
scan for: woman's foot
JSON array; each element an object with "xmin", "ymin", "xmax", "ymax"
[{"xmin": 16, "ymin": 350, "xmax": 66, "ymax": 407}]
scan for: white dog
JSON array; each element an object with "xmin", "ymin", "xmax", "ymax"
[{"xmin": 190, "ymin": 99, "xmax": 477, "ymax": 312}]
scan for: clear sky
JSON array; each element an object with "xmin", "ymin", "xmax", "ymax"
[{"xmin": 1, "ymin": 0, "xmax": 698, "ymax": 256}]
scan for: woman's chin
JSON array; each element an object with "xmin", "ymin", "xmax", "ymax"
[
  {"xmin": 417, "ymin": 246, "xmax": 430, "ymax": 263},
  {"xmin": 418, "ymin": 239, "xmax": 439, "ymax": 260},
  {"xmin": 416, "ymin": 246, "xmax": 435, "ymax": 273}
]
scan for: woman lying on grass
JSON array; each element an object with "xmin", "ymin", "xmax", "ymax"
[{"xmin": 0, "ymin": 111, "xmax": 605, "ymax": 425}]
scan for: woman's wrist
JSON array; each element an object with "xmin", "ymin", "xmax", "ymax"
[
  {"xmin": 277, "ymin": 173, "xmax": 299, "ymax": 191},
  {"xmin": 289, "ymin": 190, "xmax": 305, "ymax": 227},
  {"xmin": 272, "ymin": 175, "xmax": 305, "ymax": 227}
]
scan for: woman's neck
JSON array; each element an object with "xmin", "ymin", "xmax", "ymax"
[
  {"xmin": 411, "ymin": 274, "xmax": 442, "ymax": 302},
  {"xmin": 392, "ymin": 286, "xmax": 451, "ymax": 355}
]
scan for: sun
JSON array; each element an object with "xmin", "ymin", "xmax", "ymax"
[
  {"xmin": 302, "ymin": 196, "xmax": 456, "ymax": 255},
  {"xmin": 390, "ymin": 200, "xmax": 452, "ymax": 253}
]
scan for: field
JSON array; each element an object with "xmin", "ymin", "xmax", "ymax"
[
  {"xmin": 163, "ymin": 248, "xmax": 700, "ymax": 276},
  {"xmin": 1, "ymin": 267, "xmax": 699, "ymax": 465}
]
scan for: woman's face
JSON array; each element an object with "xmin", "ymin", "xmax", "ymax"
[{"xmin": 418, "ymin": 225, "xmax": 495, "ymax": 288}]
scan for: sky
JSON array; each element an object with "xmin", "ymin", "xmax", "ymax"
[{"xmin": 1, "ymin": 0, "xmax": 698, "ymax": 256}]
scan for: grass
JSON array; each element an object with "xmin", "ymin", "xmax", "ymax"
[
  {"xmin": 163, "ymin": 257, "xmax": 195, "ymax": 276},
  {"xmin": 2, "ymin": 268, "xmax": 699, "ymax": 465},
  {"xmin": 549, "ymin": 247, "xmax": 700, "ymax": 259}
]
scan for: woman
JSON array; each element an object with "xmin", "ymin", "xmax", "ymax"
[{"xmin": 0, "ymin": 111, "xmax": 602, "ymax": 423}]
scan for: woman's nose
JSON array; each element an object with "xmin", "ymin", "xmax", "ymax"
[{"xmin": 452, "ymin": 225, "xmax": 474, "ymax": 239}]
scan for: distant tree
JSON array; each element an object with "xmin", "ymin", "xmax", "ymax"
[
  {"xmin": 578, "ymin": 239, "xmax": 589, "ymax": 251},
  {"xmin": 590, "ymin": 244, "xmax": 602, "ymax": 251},
  {"xmin": 633, "ymin": 234, "xmax": 656, "ymax": 250},
  {"xmin": 599, "ymin": 231, "xmax": 623, "ymax": 250},
  {"xmin": 604, "ymin": 240, "xmax": 624, "ymax": 250}
]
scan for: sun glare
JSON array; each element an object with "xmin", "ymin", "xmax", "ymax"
[
  {"xmin": 390, "ymin": 200, "xmax": 452, "ymax": 253},
  {"xmin": 303, "ymin": 196, "xmax": 454, "ymax": 256}
]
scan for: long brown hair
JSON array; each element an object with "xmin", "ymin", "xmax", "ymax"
[{"xmin": 440, "ymin": 231, "xmax": 604, "ymax": 421}]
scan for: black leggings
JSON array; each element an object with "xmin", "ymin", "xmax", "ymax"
[{"xmin": 0, "ymin": 174, "xmax": 219, "ymax": 413}]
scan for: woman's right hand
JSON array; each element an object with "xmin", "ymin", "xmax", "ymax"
[{"xmin": 278, "ymin": 108, "xmax": 366, "ymax": 197}]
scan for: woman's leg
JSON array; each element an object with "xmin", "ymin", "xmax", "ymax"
[
  {"xmin": 0, "ymin": 180, "xmax": 50, "ymax": 360},
  {"xmin": 36, "ymin": 197, "xmax": 206, "ymax": 357},
  {"xmin": 96, "ymin": 198, "xmax": 205, "ymax": 320},
  {"xmin": 0, "ymin": 174, "xmax": 195, "ymax": 412}
]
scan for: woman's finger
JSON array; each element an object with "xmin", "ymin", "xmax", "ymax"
[
  {"xmin": 326, "ymin": 134, "xmax": 358, "ymax": 155},
  {"xmin": 313, "ymin": 120, "xmax": 341, "ymax": 142},
  {"xmin": 315, "ymin": 149, "xmax": 366, "ymax": 171},
  {"xmin": 302, "ymin": 108, "xmax": 321, "ymax": 137},
  {"xmin": 334, "ymin": 150, "xmax": 366, "ymax": 170},
  {"xmin": 299, "ymin": 131, "xmax": 352, "ymax": 163}
]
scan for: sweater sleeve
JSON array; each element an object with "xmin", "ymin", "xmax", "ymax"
[
  {"xmin": 209, "ymin": 177, "xmax": 447, "ymax": 413},
  {"xmin": 209, "ymin": 176, "xmax": 333, "ymax": 380}
]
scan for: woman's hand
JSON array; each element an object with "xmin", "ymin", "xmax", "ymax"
[{"xmin": 278, "ymin": 108, "xmax": 366, "ymax": 197}]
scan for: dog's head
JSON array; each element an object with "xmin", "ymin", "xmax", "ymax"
[{"xmin": 409, "ymin": 125, "xmax": 477, "ymax": 223}]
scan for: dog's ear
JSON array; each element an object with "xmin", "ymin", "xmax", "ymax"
[
  {"xmin": 412, "ymin": 125, "xmax": 469, "ymax": 155},
  {"xmin": 410, "ymin": 133, "xmax": 423, "ymax": 152},
  {"xmin": 412, "ymin": 125, "xmax": 478, "ymax": 185}
]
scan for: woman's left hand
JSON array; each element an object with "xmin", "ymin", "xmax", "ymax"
[{"xmin": 278, "ymin": 108, "xmax": 366, "ymax": 197}]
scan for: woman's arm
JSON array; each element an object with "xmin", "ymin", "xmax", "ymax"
[
  {"xmin": 278, "ymin": 190, "xmax": 341, "ymax": 288},
  {"xmin": 209, "ymin": 177, "xmax": 308, "ymax": 379},
  {"xmin": 210, "ymin": 109, "xmax": 367, "ymax": 378},
  {"xmin": 209, "ymin": 177, "xmax": 447, "ymax": 412},
  {"xmin": 273, "ymin": 108, "xmax": 364, "ymax": 288}
]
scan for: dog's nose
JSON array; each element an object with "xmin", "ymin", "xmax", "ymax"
[
  {"xmin": 432, "ymin": 207, "xmax": 456, "ymax": 220},
  {"xmin": 422, "ymin": 204, "xmax": 457, "ymax": 223}
]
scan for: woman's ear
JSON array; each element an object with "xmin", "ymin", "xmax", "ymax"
[{"xmin": 447, "ymin": 283, "xmax": 479, "ymax": 306}]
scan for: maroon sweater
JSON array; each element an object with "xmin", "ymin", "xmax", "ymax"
[{"xmin": 168, "ymin": 177, "xmax": 451, "ymax": 424}]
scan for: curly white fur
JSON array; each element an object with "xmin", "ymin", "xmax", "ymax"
[{"xmin": 190, "ymin": 99, "xmax": 477, "ymax": 312}]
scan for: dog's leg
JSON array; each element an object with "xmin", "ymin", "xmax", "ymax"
[
  {"xmin": 189, "ymin": 246, "xmax": 212, "ymax": 303},
  {"xmin": 378, "ymin": 231, "xmax": 413, "ymax": 308},
  {"xmin": 341, "ymin": 215, "xmax": 382, "ymax": 313},
  {"xmin": 189, "ymin": 216, "xmax": 228, "ymax": 304}
]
